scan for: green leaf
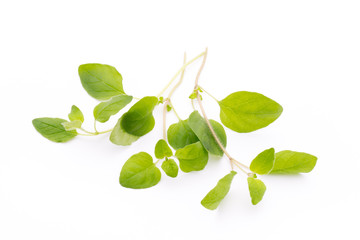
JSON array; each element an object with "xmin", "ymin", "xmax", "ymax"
[
  {"xmin": 68, "ymin": 105, "xmax": 84, "ymax": 123},
  {"xmin": 121, "ymin": 96, "xmax": 158, "ymax": 136},
  {"xmin": 250, "ymin": 148, "xmax": 275, "ymax": 175},
  {"xmin": 161, "ymin": 158, "xmax": 179, "ymax": 178},
  {"xmin": 166, "ymin": 104, "xmax": 172, "ymax": 112},
  {"xmin": 167, "ymin": 120, "xmax": 199, "ymax": 150},
  {"xmin": 155, "ymin": 139, "xmax": 173, "ymax": 159},
  {"xmin": 78, "ymin": 63, "xmax": 125, "ymax": 101},
  {"xmin": 120, "ymin": 152, "xmax": 161, "ymax": 189},
  {"xmin": 219, "ymin": 91, "xmax": 283, "ymax": 133},
  {"xmin": 201, "ymin": 171, "xmax": 237, "ymax": 210},
  {"xmin": 32, "ymin": 118, "xmax": 77, "ymax": 143},
  {"xmin": 61, "ymin": 120, "xmax": 83, "ymax": 131},
  {"xmin": 110, "ymin": 117, "xmax": 139, "ymax": 146},
  {"xmin": 175, "ymin": 142, "xmax": 208, "ymax": 173},
  {"xmin": 270, "ymin": 150, "xmax": 317, "ymax": 174},
  {"xmin": 188, "ymin": 111, "xmax": 227, "ymax": 156},
  {"xmin": 247, "ymin": 177, "xmax": 266, "ymax": 205},
  {"xmin": 94, "ymin": 94, "xmax": 133, "ymax": 123}
]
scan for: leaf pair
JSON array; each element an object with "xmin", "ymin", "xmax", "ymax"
[
  {"xmin": 155, "ymin": 140, "xmax": 178, "ymax": 178},
  {"xmin": 250, "ymin": 148, "xmax": 318, "ymax": 175}
]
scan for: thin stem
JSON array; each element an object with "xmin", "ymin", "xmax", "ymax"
[
  {"xmin": 96, "ymin": 128, "xmax": 114, "ymax": 134},
  {"xmin": 163, "ymin": 53, "xmax": 187, "ymax": 140},
  {"xmin": 79, "ymin": 127, "xmax": 97, "ymax": 135},
  {"xmin": 199, "ymin": 85, "xmax": 219, "ymax": 102},
  {"xmin": 94, "ymin": 120, "xmax": 99, "ymax": 133},
  {"xmin": 194, "ymin": 48, "xmax": 208, "ymax": 89},
  {"xmin": 232, "ymin": 161, "xmax": 250, "ymax": 175},
  {"xmin": 193, "ymin": 47, "xmax": 251, "ymax": 174},
  {"xmin": 77, "ymin": 132, "xmax": 96, "ymax": 136},
  {"xmin": 168, "ymin": 100, "xmax": 181, "ymax": 121},
  {"xmin": 156, "ymin": 51, "xmax": 205, "ymax": 98}
]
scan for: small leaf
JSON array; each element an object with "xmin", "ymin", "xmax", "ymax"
[
  {"xmin": 78, "ymin": 63, "xmax": 125, "ymax": 101},
  {"xmin": 110, "ymin": 117, "xmax": 139, "ymax": 146},
  {"xmin": 68, "ymin": 105, "xmax": 84, "ymax": 123},
  {"xmin": 94, "ymin": 94, "xmax": 133, "ymax": 123},
  {"xmin": 120, "ymin": 152, "xmax": 161, "ymax": 189},
  {"xmin": 189, "ymin": 92, "xmax": 197, "ymax": 99},
  {"xmin": 270, "ymin": 150, "xmax": 317, "ymax": 174},
  {"xmin": 219, "ymin": 91, "xmax": 283, "ymax": 133},
  {"xmin": 250, "ymin": 148, "xmax": 275, "ymax": 175},
  {"xmin": 188, "ymin": 111, "xmax": 227, "ymax": 156},
  {"xmin": 121, "ymin": 96, "xmax": 158, "ymax": 136},
  {"xmin": 201, "ymin": 171, "xmax": 237, "ymax": 210},
  {"xmin": 61, "ymin": 120, "xmax": 83, "ymax": 131},
  {"xmin": 166, "ymin": 104, "xmax": 172, "ymax": 112},
  {"xmin": 247, "ymin": 177, "xmax": 266, "ymax": 205},
  {"xmin": 155, "ymin": 139, "xmax": 173, "ymax": 159},
  {"xmin": 167, "ymin": 120, "xmax": 199, "ymax": 150},
  {"xmin": 175, "ymin": 142, "xmax": 208, "ymax": 173},
  {"xmin": 32, "ymin": 118, "xmax": 77, "ymax": 143},
  {"xmin": 161, "ymin": 158, "xmax": 178, "ymax": 178}
]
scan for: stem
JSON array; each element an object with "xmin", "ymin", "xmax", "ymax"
[
  {"xmin": 79, "ymin": 127, "xmax": 113, "ymax": 136},
  {"xmin": 194, "ymin": 48, "xmax": 208, "ymax": 89},
  {"xmin": 156, "ymin": 51, "xmax": 205, "ymax": 98},
  {"xmin": 77, "ymin": 132, "xmax": 96, "ymax": 136},
  {"xmin": 79, "ymin": 127, "xmax": 97, "ymax": 135},
  {"xmin": 199, "ymin": 86, "xmax": 219, "ymax": 102},
  {"xmin": 193, "ymin": 48, "xmax": 250, "ymax": 174},
  {"xmin": 163, "ymin": 53, "xmax": 187, "ymax": 140},
  {"xmin": 94, "ymin": 120, "xmax": 99, "ymax": 133},
  {"xmin": 168, "ymin": 100, "xmax": 181, "ymax": 121}
]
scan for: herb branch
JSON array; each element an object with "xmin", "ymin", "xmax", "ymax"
[{"xmin": 32, "ymin": 48, "xmax": 317, "ymax": 210}]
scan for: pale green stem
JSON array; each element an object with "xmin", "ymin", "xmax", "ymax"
[
  {"xmin": 168, "ymin": 100, "xmax": 181, "ymax": 121},
  {"xmin": 94, "ymin": 120, "xmax": 99, "ymax": 133},
  {"xmin": 199, "ymin": 86, "xmax": 219, "ymax": 102},
  {"xmin": 156, "ymin": 51, "xmax": 205, "ymax": 98}
]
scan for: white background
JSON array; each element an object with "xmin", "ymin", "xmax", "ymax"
[{"xmin": 1, "ymin": 0, "xmax": 359, "ymax": 239}]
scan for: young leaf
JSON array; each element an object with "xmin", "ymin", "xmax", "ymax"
[
  {"xmin": 161, "ymin": 158, "xmax": 179, "ymax": 178},
  {"xmin": 61, "ymin": 120, "xmax": 83, "ymax": 131},
  {"xmin": 247, "ymin": 176, "xmax": 266, "ymax": 205},
  {"xmin": 175, "ymin": 142, "xmax": 208, "ymax": 173},
  {"xmin": 188, "ymin": 111, "xmax": 227, "ymax": 156},
  {"xmin": 250, "ymin": 148, "xmax": 275, "ymax": 175},
  {"xmin": 155, "ymin": 139, "xmax": 173, "ymax": 159},
  {"xmin": 68, "ymin": 105, "xmax": 84, "ymax": 123},
  {"xmin": 121, "ymin": 96, "xmax": 158, "ymax": 136},
  {"xmin": 32, "ymin": 118, "xmax": 77, "ymax": 143},
  {"xmin": 219, "ymin": 91, "xmax": 283, "ymax": 133},
  {"xmin": 120, "ymin": 152, "xmax": 161, "ymax": 189},
  {"xmin": 167, "ymin": 120, "xmax": 199, "ymax": 150},
  {"xmin": 110, "ymin": 117, "xmax": 139, "ymax": 146},
  {"xmin": 270, "ymin": 150, "xmax": 317, "ymax": 174},
  {"xmin": 93, "ymin": 94, "xmax": 133, "ymax": 123},
  {"xmin": 78, "ymin": 63, "xmax": 125, "ymax": 101},
  {"xmin": 201, "ymin": 171, "xmax": 237, "ymax": 210}
]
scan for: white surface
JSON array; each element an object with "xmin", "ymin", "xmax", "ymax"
[{"xmin": 1, "ymin": 0, "xmax": 359, "ymax": 239}]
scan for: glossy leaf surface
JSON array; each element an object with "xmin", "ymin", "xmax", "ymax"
[
  {"xmin": 121, "ymin": 96, "xmax": 158, "ymax": 136},
  {"xmin": 175, "ymin": 142, "xmax": 208, "ymax": 173},
  {"xmin": 201, "ymin": 171, "xmax": 237, "ymax": 210},
  {"xmin": 270, "ymin": 150, "xmax": 317, "ymax": 174},
  {"xmin": 32, "ymin": 118, "xmax": 77, "ymax": 143},
  {"xmin": 219, "ymin": 91, "xmax": 283, "ymax": 133},
  {"xmin": 78, "ymin": 63, "xmax": 125, "ymax": 100},
  {"xmin": 167, "ymin": 120, "xmax": 199, "ymax": 150},
  {"xmin": 120, "ymin": 152, "xmax": 161, "ymax": 189},
  {"xmin": 94, "ymin": 94, "xmax": 133, "ymax": 123},
  {"xmin": 188, "ymin": 111, "xmax": 226, "ymax": 156}
]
